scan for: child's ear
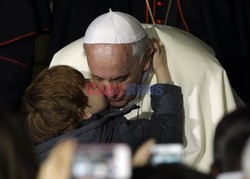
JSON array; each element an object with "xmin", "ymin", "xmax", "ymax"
[{"xmin": 80, "ymin": 109, "xmax": 93, "ymax": 120}]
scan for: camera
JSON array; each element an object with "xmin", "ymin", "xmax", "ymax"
[{"xmin": 150, "ymin": 143, "xmax": 183, "ymax": 166}]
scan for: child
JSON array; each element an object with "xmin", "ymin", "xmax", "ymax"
[{"xmin": 20, "ymin": 42, "xmax": 184, "ymax": 161}]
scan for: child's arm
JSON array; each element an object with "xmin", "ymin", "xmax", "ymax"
[{"xmin": 115, "ymin": 40, "xmax": 184, "ymax": 152}]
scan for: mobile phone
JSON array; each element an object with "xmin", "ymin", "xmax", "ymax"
[
  {"xmin": 71, "ymin": 143, "xmax": 131, "ymax": 179},
  {"xmin": 150, "ymin": 144, "xmax": 183, "ymax": 166}
]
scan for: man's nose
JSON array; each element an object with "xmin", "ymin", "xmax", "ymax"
[{"xmin": 102, "ymin": 81, "xmax": 117, "ymax": 98}]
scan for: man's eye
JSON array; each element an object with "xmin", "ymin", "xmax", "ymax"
[
  {"xmin": 116, "ymin": 77, "xmax": 127, "ymax": 82},
  {"xmin": 118, "ymin": 78, "xmax": 126, "ymax": 82},
  {"xmin": 94, "ymin": 78, "xmax": 103, "ymax": 82}
]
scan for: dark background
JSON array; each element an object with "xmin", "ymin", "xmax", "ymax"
[{"xmin": 0, "ymin": 0, "xmax": 249, "ymax": 111}]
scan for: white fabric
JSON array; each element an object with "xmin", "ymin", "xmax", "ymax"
[
  {"xmin": 84, "ymin": 9, "xmax": 147, "ymax": 44},
  {"xmin": 216, "ymin": 171, "xmax": 244, "ymax": 179},
  {"xmin": 242, "ymin": 138, "xmax": 250, "ymax": 179},
  {"xmin": 50, "ymin": 24, "xmax": 243, "ymax": 172}
]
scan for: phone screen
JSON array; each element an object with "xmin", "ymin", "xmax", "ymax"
[{"xmin": 150, "ymin": 144, "xmax": 183, "ymax": 166}]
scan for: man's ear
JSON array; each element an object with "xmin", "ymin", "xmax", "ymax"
[
  {"xmin": 80, "ymin": 109, "xmax": 93, "ymax": 120},
  {"xmin": 143, "ymin": 47, "xmax": 155, "ymax": 72}
]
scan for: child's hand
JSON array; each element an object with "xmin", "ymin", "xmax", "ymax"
[
  {"xmin": 152, "ymin": 39, "xmax": 172, "ymax": 84},
  {"xmin": 152, "ymin": 39, "xmax": 168, "ymax": 72}
]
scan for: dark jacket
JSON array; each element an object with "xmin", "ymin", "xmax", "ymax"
[{"xmin": 35, "ymin": 84, "xmax": 184, "ymax": 161}]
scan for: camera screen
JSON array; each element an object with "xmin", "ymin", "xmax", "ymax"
[
  {"xmin": 150, "ymin": 144, "xmax": 183, "ymax": 166},
  {"xmin": 71, "ymin": 144, "xmax": 131, "ymax": 179}
]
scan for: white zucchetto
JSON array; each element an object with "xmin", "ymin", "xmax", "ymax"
[{"xmin": 83, "ymin": 9, "xmax": 147, "ymax": 44}]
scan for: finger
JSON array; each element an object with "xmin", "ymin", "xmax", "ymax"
[
  {"xmin": 133, "ymin": 138, "xmax": 156, "ymax": 167},
  {"xmin": 153, "ymin": 41, "xmax": 161, "ymax": 52}
]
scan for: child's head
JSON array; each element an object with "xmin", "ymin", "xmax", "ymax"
[{"xmin": 21, "ymin": 65, "xmax": 107, "ymax": 144}]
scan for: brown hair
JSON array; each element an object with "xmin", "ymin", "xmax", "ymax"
[{"xmin": 20, "ymin": 65, "xmax": 88, "ymax": 144}]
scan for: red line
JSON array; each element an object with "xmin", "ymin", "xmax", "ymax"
[
  {"xmin": 0, "ymin": 56, "xmax": 28, "ymax": 68},
  {"xmin": 0, "ymin": 32, "xmax": 37, "ymax": 46},
  {"xmin": 177, "ymin": 0, "xmax": 190, "ymax": 32}
]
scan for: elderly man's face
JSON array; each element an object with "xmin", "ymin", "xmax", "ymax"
[{"xmin": 85, "ymin": 44, "xmax": 150, "ymax": 108}]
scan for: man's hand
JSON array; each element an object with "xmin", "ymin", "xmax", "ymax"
[{"xmin": 152, "ymin": 39, "xmax": 172, "ymax": 84}]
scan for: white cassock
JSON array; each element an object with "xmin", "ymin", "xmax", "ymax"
[{"xmin": 50, "ymin": 24, "xmax": 243, "ymax": 172}]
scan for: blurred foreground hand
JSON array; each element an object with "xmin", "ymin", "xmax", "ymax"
[
  {"xmin": 37, "ymin": 139, "xmax": 77, "ymax": 179},
  {"xmin": 133, "ymin": 139, "xmax": 156, "ymax": 167}
]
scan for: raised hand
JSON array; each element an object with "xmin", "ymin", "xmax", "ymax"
[{"xmin": 152, "ymin": 38, "xmax": 172, "ymax": 84}]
